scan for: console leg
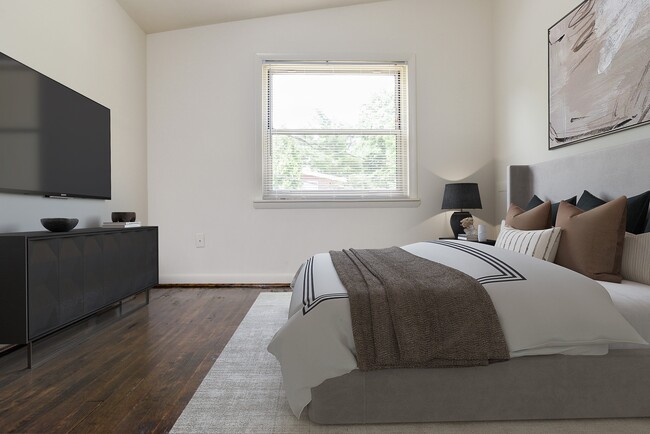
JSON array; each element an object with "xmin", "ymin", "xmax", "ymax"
[
  {"xmin": 119, "ymin": 300, "xmax": 123, "ymax": 315},
  {"xmin": 27, "ymin": 342, "xmax": 33, "ymax": 369},
  {"xmin": 146, "ymin": 288, "xmax": 150, "ymax": 305}
]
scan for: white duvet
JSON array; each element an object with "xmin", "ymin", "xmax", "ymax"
[{"xmin": 267, "ymin": 240, "xmax": 647, "ymax": 417}]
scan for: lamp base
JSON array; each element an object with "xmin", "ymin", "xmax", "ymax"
[{"xmin": 450, "ymin": 211, "xmax": 472, "ymax": 239}]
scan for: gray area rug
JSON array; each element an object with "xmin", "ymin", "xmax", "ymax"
[{"xmin": 171, "ymin": 292, "xmax": 649, "ymax": 433}]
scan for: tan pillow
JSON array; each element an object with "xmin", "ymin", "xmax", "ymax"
[
  {"xmin": 505, "ymin": 201, "xmax": 551, "ymax": 230},
  {"xmin": 554, "ymin": 197, "xmax": 627, "ymax": 283}
]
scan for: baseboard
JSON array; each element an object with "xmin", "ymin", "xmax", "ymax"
[
  {"xmin": 157, "ymin": 283, "xmax": 290, "ymax": 289},
  {"xmin": 159, "ymin": 273, "xmax": 293, "ymax": 286}
]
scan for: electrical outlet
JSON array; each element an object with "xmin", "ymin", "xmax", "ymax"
[{"xmin": 195, "ymin": 232, "xmax": 205, "ymax": 248}]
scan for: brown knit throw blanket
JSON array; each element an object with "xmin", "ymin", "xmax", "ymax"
[{"xmin": 329, "ymin": 247, "xmax": 510, "ymax": 371}]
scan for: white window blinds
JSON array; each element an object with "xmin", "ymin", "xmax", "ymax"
[{"xmin": 261, "ymin": 61, "xmax": 409, "ymax": 201}]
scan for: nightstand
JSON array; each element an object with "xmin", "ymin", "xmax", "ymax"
[{"xmin": 439, "ymin": 237, "xmax": 496, "ymax": 246}]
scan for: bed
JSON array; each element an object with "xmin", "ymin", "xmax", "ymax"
[{"xmin": 268, "ymin": 139, "xmax": 650, "ymax": 424}]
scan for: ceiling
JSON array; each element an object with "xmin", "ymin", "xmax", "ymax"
[{"xmin": 116, "ymin": 0, "xmax": 388, "ymax": 34}]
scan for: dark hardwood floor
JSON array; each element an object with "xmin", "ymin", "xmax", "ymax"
[{"xmin": 0, "ymin": 287, "xmax": 276, "ymax": 433}]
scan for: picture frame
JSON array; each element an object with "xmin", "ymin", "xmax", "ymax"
[{"xmin": 548, "ymin": 0, "xmax": 650, "ymax": 149}]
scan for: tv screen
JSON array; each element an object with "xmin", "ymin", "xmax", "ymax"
[{"xmin": 0, "ymin": 51, "xmax": 111, "ymax": 199}]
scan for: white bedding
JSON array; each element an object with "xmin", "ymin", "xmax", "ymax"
[
  {"xmin": 267, "ymin": 241, "xmax": 648, "ymax": 417},
  {"xmin": 603, "ymin": 279, "xmax": 650, "ymax": 349}
]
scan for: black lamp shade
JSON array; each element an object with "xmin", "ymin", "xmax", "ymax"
[
  {"xmin": 441, "ymin": 183, "xmax": 482, "ymax": 211},
  {"xmin": 441, "ymin": 183, "xmax": 482, "ymax": 239}
]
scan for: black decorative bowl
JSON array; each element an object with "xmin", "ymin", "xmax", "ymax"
[
  {"xmin": 41, "ymin": 218, "xmax": 79, "ymax": 232},
  {"xmin": 111, "ymin": 212, "xmax": 136, "ymax": 222}
]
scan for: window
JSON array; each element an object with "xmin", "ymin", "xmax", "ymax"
[{"xmin": 260, "ymin": 60, "xmax": 413, "ymax": 203}]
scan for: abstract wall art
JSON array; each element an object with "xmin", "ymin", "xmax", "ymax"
[{"xmin": 548, "ymin": 0, "xmax": 650, "ymax": 149}]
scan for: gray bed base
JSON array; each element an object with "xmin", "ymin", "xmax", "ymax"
[
  {"xmin": 308, "ymin": 349, "xmax": 650, "ymax": 424},
  {"xmin": 307, "ymin": 139, "xmax": 650, "ymax": 424}
]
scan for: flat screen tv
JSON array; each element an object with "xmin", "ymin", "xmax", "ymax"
[{"xmin": 0, "ymin": 51, "xmax": 111, "ymax": 199}]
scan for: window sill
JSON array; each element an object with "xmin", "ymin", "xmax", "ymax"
[{"xmin": 253, "ymin": 198, "xmax": 421, "ymax": 209}]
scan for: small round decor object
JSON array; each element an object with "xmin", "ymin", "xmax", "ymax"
[
  {"xmin": 41, "ymin": 218, "xmax": 79, "ymax": 232},
  {"xmin": 111, "ymin": 212, "xmax": 136, "ymax": 222}
]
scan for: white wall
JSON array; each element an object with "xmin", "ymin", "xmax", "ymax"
[
  {"xmin": 147, "ymin": 0, "xmax": 496, "ymax": 283},
  {"xmin": 0, "ymin": 0, "xmax": 148, "ymax": 232},
  {"xmin": 493, "ymin": 0, "xmax": 650, "ymax": 217}
]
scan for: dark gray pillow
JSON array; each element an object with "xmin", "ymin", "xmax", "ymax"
[
  {"xmin": 577, "ymin": 190, "xmax": 650, "ymax": 234},
  {"xmin": 576, "ymin": 190, "xmax": 606, "ymax": 210},
  {"xmin": 527, "ymin": 195, "xmax": 577, "ymax": 226}
]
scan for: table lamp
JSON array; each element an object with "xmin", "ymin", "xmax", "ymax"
[{"xmin": 441, "ymin": 183, "xmax": 482, "ymax": 239}]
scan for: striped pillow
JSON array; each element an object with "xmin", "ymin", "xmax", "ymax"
[
  {"xmin": 621, "ymin": 232, "xmax": 650, "ymax": 285},
  {"xmin": 496, "ymin": 222, "xmax": 562, "ymax": 262}
]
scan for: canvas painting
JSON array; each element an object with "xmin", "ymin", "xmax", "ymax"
[{"xmin": 548, "ymin": 0, "xmax": 650, "ymax": 149}]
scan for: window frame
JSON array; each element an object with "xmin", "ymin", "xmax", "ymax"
[{"xmin": 254, "ymin": 54, "xmax": 419, "ymax": 209}]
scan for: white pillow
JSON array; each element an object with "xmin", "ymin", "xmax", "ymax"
[
  {"xmin": 622, "ymin": 232, "xmax": 650, "ymax": 285},
  {"xmin": 496, "ymin": 221, "xmax": 562, "ymax": 262}
]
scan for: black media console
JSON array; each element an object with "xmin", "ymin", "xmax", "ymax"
[{"xmin": 0, "ymin": 226, "xmax": 159, "ymax": 367}]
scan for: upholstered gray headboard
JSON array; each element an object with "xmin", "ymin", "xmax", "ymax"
[{"xmin": 507, "ymin": 139, "xmax": 650, "ymax": 218}]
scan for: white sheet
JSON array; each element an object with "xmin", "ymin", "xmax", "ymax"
[
  {"xmin": 268, "ymin": 241, "xmax": 648, "ymax": 417},
  {"xmin": 602, "ymin": 279, "xmax": 650, "ymax": 349}
]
